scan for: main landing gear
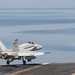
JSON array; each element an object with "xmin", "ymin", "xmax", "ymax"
[
  {"xmin": 6, "ymin": 57, "xmax": 26, "ymax": 65},
  {"xmin": 6, "ymin": 59, "xmax": 13, "ymax": 65},
  {"xmin": 22, "ymin": 57, "xmax": 26, "ymax": 65}
]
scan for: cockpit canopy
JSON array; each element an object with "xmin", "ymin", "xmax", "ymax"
[{"xmin": 28, "ymin": 41, "xmax": 34, "ymax": 44}]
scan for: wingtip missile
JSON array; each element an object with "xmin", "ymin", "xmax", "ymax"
[{"xmin": 44, "ymin": 52, "xmax": 51, "ymax": 54}]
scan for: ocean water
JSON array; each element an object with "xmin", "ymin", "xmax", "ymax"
[{"xmin": 0, "ymin": 7, "xmax": 75, "ymax": 65}]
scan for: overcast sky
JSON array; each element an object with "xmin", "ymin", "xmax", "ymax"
[{"xmin": 0, "ymin": 0, "xmax": 75, "ymax": 8}]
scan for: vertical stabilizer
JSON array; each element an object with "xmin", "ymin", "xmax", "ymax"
[
  {"xmin": 0, "ymin": 41, "xmax": 7, "ymax": 51},
  {"xmin": 12, "ymin": 39, "xmax": 19, "ymax": 51}
]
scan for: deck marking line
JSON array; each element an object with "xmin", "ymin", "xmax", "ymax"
[
  {"xmin": 10, "ymin": 66, "xmax": 40, "ymax": 75},
  {"xmin": 42, "ymin": 62, "xmax": 50, "ymax": 65},
  {"xmin": 72, "ymin": 73, "xmax": 75, "ymax": 75}
]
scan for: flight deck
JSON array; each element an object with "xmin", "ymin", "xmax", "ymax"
[{"xmin": 0, "ymin": 63, "xmax": 75, "ymax": 75}]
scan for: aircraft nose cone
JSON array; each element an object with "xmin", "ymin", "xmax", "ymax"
[
  {"xmin": 35, "ymin": 44, "xmax": 42, "ymax": 50},
  {"xmin": 39, "ymin": 45, "xmax": 42, "ymax": 49}
]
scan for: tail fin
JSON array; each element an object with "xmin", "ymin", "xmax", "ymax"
[
  {"xmin": 0, "ymin": 41, "xmax": 7, "ymax": 51},
  {"xmin": 12, "ymin": 39, "xmax": 19, "ymax": 51}
]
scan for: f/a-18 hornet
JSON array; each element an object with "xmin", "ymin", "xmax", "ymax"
[{"xmin": 0, "ymin": 39, "xmax": 50, "ymax": 65}]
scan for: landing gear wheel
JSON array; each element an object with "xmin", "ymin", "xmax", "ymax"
[
  {"xmin": 23, "ymin": 60, "xmax": 26, "ymax": 65},
  {"xmin": 28, "ymin": 60, "xmax": 31, "ymax": 62},
  {"xmin": 7, "ymin": 60, "xmax": 10, "ymax": 65}
]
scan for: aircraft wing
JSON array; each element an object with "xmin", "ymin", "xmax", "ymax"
[{"xmin": 18, "ymin": 51, "xmax": 45, "ymax": 57}]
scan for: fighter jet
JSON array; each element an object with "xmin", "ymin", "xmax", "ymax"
[{"xmin": 0, "ymin": 39, "xmax": 49, "ymax": 65}]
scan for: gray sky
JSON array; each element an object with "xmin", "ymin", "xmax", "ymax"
[{"xmin": 0, "ymin": 0, "xmax": 75, "ymax": 8}]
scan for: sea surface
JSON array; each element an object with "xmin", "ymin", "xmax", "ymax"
[{"xmin": 0, "ymin": 7, "xmax": 75, "ymax": 65}]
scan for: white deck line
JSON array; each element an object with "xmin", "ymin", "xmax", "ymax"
[
  {"xmin": 72, "ymin": 73, "xmax": 75, "ymax": 75},
  {"xmin": 41, "ymin": 62, "xmax": 50, "ymax": 65}
]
